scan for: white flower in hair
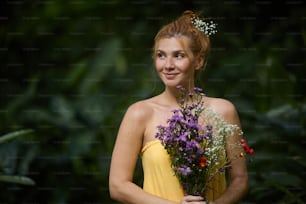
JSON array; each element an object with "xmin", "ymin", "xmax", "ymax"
[{"xmin": 191, "ymin": 16, "xmax": 217, "ymax": 36}]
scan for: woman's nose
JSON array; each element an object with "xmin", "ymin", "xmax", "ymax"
[{"xmin": 165, "ymin": 57, "xmax": 174, "ymax": 69}]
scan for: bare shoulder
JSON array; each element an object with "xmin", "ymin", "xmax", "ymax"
[
  {"xmin": 205, "ymin": 97, "xmax": 240, "ymax": 124},
  {"xmin": 125, "ymin": 99, "xmax": 154, "ymax": 122},
  {"xmin": 116, "ymin": 98, "xmax": 156, "ymax": 144}
]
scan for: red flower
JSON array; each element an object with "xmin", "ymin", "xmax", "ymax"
[
  {"xmin": 199, "ymin": 156, "xmax": 207, "ymax": 168},
  {"xmin": 240, "ymin": 138, "xmax": 254, "ymax": 155}
]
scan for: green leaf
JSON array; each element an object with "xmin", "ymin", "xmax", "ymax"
[
  {"xmin": 0, "ymin": 174, "xmax": 35, "ymax": 185},
  {"xmin": 0, "ymin": 129, "xmax": 34, "ymax": 144}
]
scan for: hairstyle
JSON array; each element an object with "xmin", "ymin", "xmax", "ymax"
[{"xmin": 153, "ymin": 10, "xmax": 211, "ymax": 69}]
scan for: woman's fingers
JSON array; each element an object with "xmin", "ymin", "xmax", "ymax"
[{"xmin": 182, "ymin": 195, "xmax": 206, "ymax": 203}]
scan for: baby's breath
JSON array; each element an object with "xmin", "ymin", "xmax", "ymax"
[{"xmin": 191, "ymin": 17, "xmax": 217, "ymax": 36}]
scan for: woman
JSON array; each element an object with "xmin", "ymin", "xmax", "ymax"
[{"xmin": 109, "ymin": 10, "xmax": 248, "ymax": 204}]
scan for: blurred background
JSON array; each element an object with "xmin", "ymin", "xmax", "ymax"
[{"xmin": 0, "ymin": 0, "xmax": 305, "ymax": 203}]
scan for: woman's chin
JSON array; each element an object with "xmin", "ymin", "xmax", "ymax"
[
  {"xmin": 162, "ymin": 80, "xmax": 181, "ymax": 87},
  {"xmin": 162, "ymin": 79, "xmax": 191, "ymax": 88}
]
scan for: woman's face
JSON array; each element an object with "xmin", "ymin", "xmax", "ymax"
[{"xmin": 154, "ymin": 36, "xmax": 202, "ymax": 88}]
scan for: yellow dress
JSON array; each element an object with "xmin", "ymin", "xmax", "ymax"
[{"xmin": 141, "ymin": 139, "xmax": 226, "ymax": 202}]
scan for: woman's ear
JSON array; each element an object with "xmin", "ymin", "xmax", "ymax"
[{"xmin": 195, "ymin": 56, "xmax": 204, "ymax": 70}]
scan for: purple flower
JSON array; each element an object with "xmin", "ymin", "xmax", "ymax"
[
  {"xmin": 204, "ymin": 125, "xmax": 213, "ymax": 139},
  {"xmin": 187, "ymin": 121, "xmax": 201, "ymax": 130},
  {"xmin": 176, "ymin": 85, "xmax": 183, "ymax": 89},
  {"xmin": 193, "ymin": 87, "xmax": 203, "ymax": 92},
  {"xmin": 206, "ymin": 125, "xmax": 213, "ymax": 131},
  {"xmin": 176, "ymin": 166, "xmax": 192, "ymax": 176},
  {"xmin": 178, "ymin": 131, "xmax": 189, "ymax": 142}
]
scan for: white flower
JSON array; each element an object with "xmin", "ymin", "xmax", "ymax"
[{"xmin": 191, "ymin": 17, "xmax": 217, "ymax": 36}]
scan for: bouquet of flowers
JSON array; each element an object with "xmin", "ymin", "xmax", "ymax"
[{"xmin": 155, "ymin": 85, "xmax": 253, "ymax": 198}]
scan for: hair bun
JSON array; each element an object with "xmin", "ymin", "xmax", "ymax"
[{"xmin": 183, "ymin": 10, "xmax": 196, "ymax": 17}]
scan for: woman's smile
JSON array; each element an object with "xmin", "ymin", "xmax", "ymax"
[{"xmin": 163, "ymin": 72, "xmax": 179, "ymax": 80}]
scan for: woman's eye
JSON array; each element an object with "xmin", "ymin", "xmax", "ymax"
[
  {"xmin": 156, "ymin": 52, "xmax": 165, "ymax": 59},
  {"xmin": 175, "ymin": 53, "xmax": 185, "ymax": 59}
]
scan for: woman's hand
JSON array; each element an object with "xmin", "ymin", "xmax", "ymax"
[{"xmin": 180, "ymin": 195, "xmax": 209, "ymax": 204}]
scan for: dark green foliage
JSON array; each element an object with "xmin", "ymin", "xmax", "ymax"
[
  {"xmin": 0, "ymin": 129, "xmax": 35, "ymax": 185},
  {"xmin": 0, "ymin": 0, "xmax": 305, "ymax": 203}
]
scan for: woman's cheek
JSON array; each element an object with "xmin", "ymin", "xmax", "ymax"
[{"xmin": 155, "ymin": 60, "xmax": 164, "ymax": 72}]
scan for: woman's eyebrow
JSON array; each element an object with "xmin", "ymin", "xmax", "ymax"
[{"xmin": 156, "ymin": 49, "xmax": 186, "ymax": 53}]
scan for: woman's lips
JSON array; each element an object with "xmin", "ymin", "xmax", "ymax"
[{"xmin": 164, "ymin": 73, "xmax": 178, "ymax": 79}]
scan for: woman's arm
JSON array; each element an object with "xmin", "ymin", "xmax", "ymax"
[
  {"xmin": 211, "ymin": 99, "xmax": 248, "ymax": 204},
  {"xmin": 109, "ymin": 102, "xmax": 177, "ymax": 204}
]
